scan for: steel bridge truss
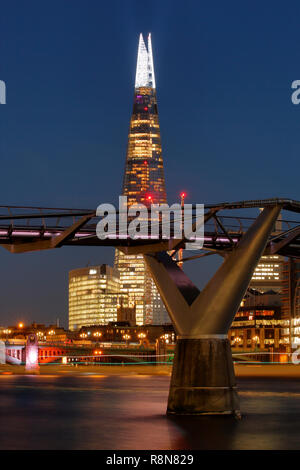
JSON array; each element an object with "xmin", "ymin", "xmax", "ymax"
[{"xmin": 0, "ymin": 198, "xmax": 299, "ymax": 258}]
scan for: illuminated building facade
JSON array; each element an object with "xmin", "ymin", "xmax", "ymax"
[
  {"xmin": 229, "ymin": 290, "xmax": 289, "ymax": 360},
  {"xmin": 115, "ymin": 33, "xmax": 169, "ymax": 325},
  {"xmin": 229, "ymin": 305, "xmax": 288, "ymax": 356},
  {"xmin": 281, "ymin": 259, "xmax": 300, "ymax": 345},
  {"xmin": 122, "ymin": 34, "xmax": 166, "ymax": 207},
  {"xmin": 68, "ymin": 265, "xmax": 120, "ymax": 330},
  {"xmin": 250, "ymin": 214, "xmax": 283, "ymax": 293},
  {"xmin": 250, "ymin": 255, "xmax": 283, "ymax": 292}
]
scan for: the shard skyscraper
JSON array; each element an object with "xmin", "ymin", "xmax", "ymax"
[{"xmin": 115, "ymin": 33, "xmax": 169, "ymax": 325}]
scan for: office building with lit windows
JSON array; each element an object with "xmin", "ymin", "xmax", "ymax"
[
  {"xmin": 281, "ymin": 259, "xmax": 300, "ymax": 345},
  {"xmin": 114, "ymin": 33, "xmax": 169, "ymax": 325},
  {"xmin": 68, "ymin": 265, "xmax": 120, "ymax": 330},
  {"xmin": 230, "ymin": 214, "xmax": 288, "ymax": 356},
  {"xmin": 250, "ymin": 255, "xmax": 283, "ymax": 293},
  {"xmin": 229, "ymin": 289, "xmax": 289, "ymax": 359},
  {"xmin": 250, "ymin": 214, "xmax": 283, "ymax": 293}
]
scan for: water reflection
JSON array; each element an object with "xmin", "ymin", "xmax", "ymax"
[
  {"xmin": 0, "ymin": 375, "xmax": 300, "ymax": 449},
  {"xmin": 167, "ymin": 415, "xmax": 239, "ymax": 450}
]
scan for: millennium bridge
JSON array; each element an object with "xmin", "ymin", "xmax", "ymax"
[{"xmin": 1, "ymin": 198, "xmax": 299, "ymax": 416}]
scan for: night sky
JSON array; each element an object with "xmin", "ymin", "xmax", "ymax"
[{"xmin": 0, "ymin": 0, "xmax": 299, "ymax": 327}]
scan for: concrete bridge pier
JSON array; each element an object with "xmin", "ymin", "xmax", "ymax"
[
  {"xmin": 167, "ymin": 337, "xmax": 238, "ymax": 415},
  {"xmin": 144, "ymin": 206, "xmax": 281, "ymax": 416}
]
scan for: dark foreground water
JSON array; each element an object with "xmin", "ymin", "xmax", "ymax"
[{"xmin": 1, "ymin": 373, "xmax": 300, "ymax": 450}]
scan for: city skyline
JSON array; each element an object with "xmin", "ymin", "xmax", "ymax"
[
  {"xmin": 1, "ymin": 1, "xmax": 300, "ymax": 326},
  {"xmin": 1, "ymin": 2, "xmax": 300, "ymax": 453}
]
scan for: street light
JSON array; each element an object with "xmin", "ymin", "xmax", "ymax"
[
  {"xmin": 160, "ymin": 334, "xmax": 169, "ymax": 340},
  {"xmin": 93, "ymin": 350, "xmax": 103, "ymax": 355},
  {"xmin": 123, "ymin": 334, "xmax": 131, "ymax": 346},
  {"xmin": 93, "ymin": 331, "xmax": 102, "ymax": 338},
  {"xmin": 160, "ymin": 333, "xmax": 170, "ymax": 344}
]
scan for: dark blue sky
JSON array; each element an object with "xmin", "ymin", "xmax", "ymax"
[{"xmin": 0, "ymin": 0, "xmax": 299, "ymax": 327}]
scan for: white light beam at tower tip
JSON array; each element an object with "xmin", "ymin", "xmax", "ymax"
[{"xmin": 135, "ymin": 33, "xmax": 156, "ymax": 89}]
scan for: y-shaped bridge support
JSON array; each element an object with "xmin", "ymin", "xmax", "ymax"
[{"xmin": 144, "ymin": 206, "xmax": 281, "ymax": 415}]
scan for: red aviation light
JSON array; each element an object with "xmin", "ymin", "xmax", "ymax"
[
  {"xmin": 180, "ymin": 192, "xmax": 186, "ymax": 209},
  {"xmin": 144, "ymin": 160, "xmax": 148, "ymax": 165},
  {"xmin": 144, "ymin": 106, "xmax": 148, "ymax": 111}
]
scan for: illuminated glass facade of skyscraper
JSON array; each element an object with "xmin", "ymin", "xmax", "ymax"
[
  {"xmin": 68, "ymin": 265, "xmax": 120, "ymax": 330},
  {"xmin": 123, "ymin": 84, "xmax": 166, "ymax": 206},
  {"xmin": 115, "ymin": 33, "xmax": 169, "ymax": 325}
]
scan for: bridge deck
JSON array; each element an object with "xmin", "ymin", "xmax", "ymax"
[{"xmin": 0, "ymin": 198, "xmax": 298, "ymax": 258}]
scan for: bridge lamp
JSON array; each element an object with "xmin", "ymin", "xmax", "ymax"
[
  {"xmin": 28, "ymin": 349, "xmax": 38, "ymax": 365},
  {"xmin": 25, "ymin": 334, "xmax": 39, "ymax": 372}
]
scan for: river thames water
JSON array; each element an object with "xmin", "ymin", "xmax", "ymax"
[{"xmin": 1, "ymin": 373, "xmax": 300, "ymax": 450}]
